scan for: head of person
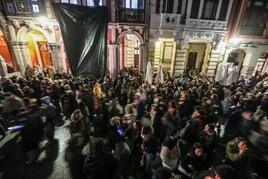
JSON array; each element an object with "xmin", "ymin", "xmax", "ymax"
[
  {"xmin": 232, "ymin": 137, "xmax": 247, "ymax": 152},
  {"xmin": 133, "ymin": 120, "xmax": 142, "ymax": 131},
  {"xmin": 152, "ymin": 167, "xmax": 172, "ymax": 179},
  {"xmin": 204, "ymin": 123, "xmax": 215, "ymax": 135},
  {"xmin": 169, "ymin": 128, "xmax": 179, "ymax": 139},
  {"xmin": 72, "ymin": 109, "xmax": 83, "ymax": 121},
  {"xmin": 203, "ymin": 164, "xmax": 239, "ymax": 179},
  {"xmin": 167, "ymin": 101, "xmax": 176, "ymax": 113},
  {"xmin": 91, "ymin": 139, "xmax": 105, "ymax": 158},
  {"xmin": 141, "ymin": 125, "xmax": 154, "ymax": 139},
  {"xmin": 191, "ymin": 142, "xmax": 204, "ymax": 158}
]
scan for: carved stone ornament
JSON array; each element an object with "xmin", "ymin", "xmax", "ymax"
[{"xmin": 180, "ymin": 31, "xmax": 223, "ymax": 50}]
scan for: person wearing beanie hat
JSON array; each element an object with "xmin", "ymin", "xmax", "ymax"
[
  {"xmin": 152, "ymin": 167, "xmax": 172, "ymax": 179},
  {"xmin": 200, "ymin": 164, "xmax": 239, "ymax": 179},
  {"xmin": 214, "ymin": 164, "xmax": 239, "ymax": 179}
]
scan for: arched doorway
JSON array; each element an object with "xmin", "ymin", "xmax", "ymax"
[
  {"xmin": 0, "ymin": 29, "xmax": 15, "ymax": 71},
  {"xmin": 117, "ymin": 31, "xmax": 143, "ymax": 70},
  {"xmin": 26, "ymin": 29, "xmax": 52, "ymax": 67},
  {"xmin": 227, "ymin": 49, "xmax": 246, "ymax": 75}
]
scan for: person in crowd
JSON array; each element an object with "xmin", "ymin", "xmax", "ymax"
[
  {"xmin": 178, "ymin": 142, "xmax": 208, "ymax": 179},
  {"xmin": 40, "ymin": 96, "xmax": 57, "ymax": 145},
  {"xmin": 134, "ymin": 92, "xmax": 146, "ymax": 121},
  {"xmin": 160, "ymin": 128, "xmax": 180, "ymax": 171},
  {"xmin": 226, "ymin": 137, "xmax": 250, "ymax": 178},
  {"xmin": 69, "ymin": 109, "xmax": 86, "ymax": 146},
  {"xmin": 84, "ymin": 139, "xmax": 118, "ymax": 179},
  {"xmin": 161, "ymin": 101, "xmax": 180, "ymax": 140},
  {"xmin": 200, "ymin": 164, "xmax": 239, "ymax": 179},
  {"xmin": 2, "ymin": 92, "xmax": 24, "ymax": 120},
  {"xmin": 124, "ymin": 120, "xmax": 143, "ymax": 169},
  {"xmin": 122, "ymin": 103, "xmax": 135, "ymax": 129},
  {"xmin": 62, "ymin": 88, "xmax": 78, "ymax": 120},
  {"xmin": 140, "ymin": 125, "xmax": 156, "ymax": 176},
  {"xmin": 152, "ymin": 167, "xmax": 173, "ymax": 179},
  {"xmin": 181, "ymin": 106, "xmax": 207, "ymax": 155},
  {"xmin": 24, "ymin": 65, "xmax": 34, "ymax": 78},
  {"xmin": 197, "ymin": 123, "xmax": 217, "ymax": 165},
  {"xmin": 20, "ymin": 98, "xmax": 44, "ymax": 164}
]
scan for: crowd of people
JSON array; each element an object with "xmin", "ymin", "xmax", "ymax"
[{"xmin": 0, "ymin": 65, "xmax": 268, "ymax": 179}]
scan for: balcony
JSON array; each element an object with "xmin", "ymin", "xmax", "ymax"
[
  {"xmin": 150, "ymin": 13, "xmax": 181, "ymax": 29},
  {"xmin": 118, "ymin": 8, "xmax": 145, "ymax": 23},
  {"xmin": 185, "ymin": 19, "xmax": 227, "ymax": 31}
]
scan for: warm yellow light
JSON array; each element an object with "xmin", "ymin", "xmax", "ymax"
[{"xmin": 155, "ymin": 41, "xmax": 161, "ymax": 48}]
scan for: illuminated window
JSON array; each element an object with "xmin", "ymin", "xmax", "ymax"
[
  {"xmin": 32, "ymin": 4, "xmax": 39, "ymax": 12},
  {"xmin": 119, "ymin": 0, "xmax": 144, "ymax": 9},
  {"xmin": 69, "ymin": 0, "xmax": 77, "ymax": 4},
  {"xmin": 87, "ymin": 0, "xmax": 103, "ymax": 6}
]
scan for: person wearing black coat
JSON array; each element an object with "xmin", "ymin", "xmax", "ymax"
[
  {"xmin": 178, "ymin": 143, "xmax": 208, "ymax": 179},
  {"xmin": 84, "ymin": 139, "xmax": 117, "ymax": 179}
]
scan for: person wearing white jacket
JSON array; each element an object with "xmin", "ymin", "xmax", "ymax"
[{"xmin": 160, "ymin": 128, "xmax": 180, "ymax": 171}]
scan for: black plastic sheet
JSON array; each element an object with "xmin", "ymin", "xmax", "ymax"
[{"xmin": 52, "ymin": 3, "xmax": 108, "ymax": 78}]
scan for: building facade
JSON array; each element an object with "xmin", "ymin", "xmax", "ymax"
[
  {"xmin": 148, "ymin": 0, "xmax": 268, "ymax": 78},
  {"xmin": 0, "ymin": 0, "xmax": 267, "ymax": 79},
  {"xmin": 0, "ymin": 0, "xmax": 148, "ymax": 77}
]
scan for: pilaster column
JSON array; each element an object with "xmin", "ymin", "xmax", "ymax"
[
  {"xmin": 181, "ymin": 0, "xmax": 187, "ymax": 15},
  {"xmin": 226, "ymin": 0, "xmax": 234, "ymax": 21},
  {"xmin": 160, "ymin": 0, "xmax": 164, "ymax": 13},
  {"xmin": 198, "ymin": 0, "xmax": 204, "ymax": 19},
  {"xmin": 111, "ymin": 26, "xmax": 116, "ymax": 43},
  {"xmin": 108, "ymin": 44, "xmax": 118, "ymax": 78},
  {"xmin": 139, "ymin": 44, "xmax": 146, "ymax": 73},
  {"xmin": 11, "ymin": 41, "xmax": 30, "ymax": 75},
  {"xmin": 48, "ymin": 43, "xmax": 60, "ymax": 71},
  {"xmin": 173, "ymin": 0, "xmax": 179, "ymax": 14},
  {"xmin": 215, "ymin": 0, "xmax": 223, "ymax": 20},
  {"xmin": 8, "ymin": 25, "xmax": 16, "ymax": 41},
  {"xmin": 58, "ymin": 41, "xmax": 67, "ymax": 73},
  {"xmin": 186, "ymin": 0, "xmax": 193, "ymax": 19}
]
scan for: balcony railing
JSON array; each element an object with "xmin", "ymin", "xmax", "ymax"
[
  {"xmin": 185, "ymin": 19, "xmax": 227, "ymax": 31},
  {"xmin": 150, "ymin": 13, "xmax": 181, "ymax": 29},
  {"xmin": 118, "ymin": 8, "xmax": 145, "ymax": 23}
]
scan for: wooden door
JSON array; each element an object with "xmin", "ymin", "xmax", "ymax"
[
  {"xmin": 38, "ymin": 41, "xmax": 51, "ymax": 67},
  {"xmin": 187, "ymin": 52, "xmax": 197, "ymax": 69}
]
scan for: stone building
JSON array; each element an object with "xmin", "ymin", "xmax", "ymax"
[
  {"xmin": 148, "ymin": 0, "xmax": 268, "ymax": 78},
  {"xmin": 0, "ymin": 0, "xmax": 267, "ymax": 79}
]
